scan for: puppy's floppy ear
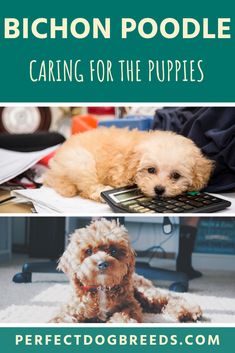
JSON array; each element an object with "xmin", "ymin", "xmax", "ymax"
[
  {"xmin": 127, "ymin": 148, "xmax": 142, "ymax": 180},
  {"xmin": 127, "ymin": 246, "xmax": 136, "ymax": 276},
  {"xmin": 190, "ymin": 151, "xmax": 213, "ymax": 191},
  {"xmin": 57, "ymin": 233, "xmax": 80, "ymax": 278},
  {"xmin": 57, "ymin": 247, "xmax": 70, "ymax": 274}
]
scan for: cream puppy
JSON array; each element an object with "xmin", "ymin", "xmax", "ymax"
[{"xmin": 44, "ymin": 127, "xmax": 213, "ymax": 202}]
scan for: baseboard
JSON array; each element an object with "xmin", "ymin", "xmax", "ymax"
[
  {"xmin": 137, "ymin": 253, "xmax": 235, "ymax": 272},
  {"xmin": 192, "ymin": 253, "xmax": 235, "ymax": 271},
  {"xmin": 0, "ymin": 253, "xmax": 11, "ymax": 263}
]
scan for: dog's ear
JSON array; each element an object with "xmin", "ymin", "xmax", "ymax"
[
  {"xmin": 127, "ymin": 148, "xmax": 141, "ymax": 182},
  {"xmin": 127, "ymin": 246, "xmax": 136, "ymax": 277},
  {"xmin": 190, "ymin": 151, "xmax": 214, "ymax": 191},
  {"xmin": 57, "ymin": 233, "xmax": 80, "ymax": 278},
  {"xmin": 57, "ymin": 247, "xmax": 70, "ymax": 275}
]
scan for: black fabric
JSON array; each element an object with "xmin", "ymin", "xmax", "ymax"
[
  {"xmin": 0, "ymin": 132, "xmax": 65, "ymax": 152},
  {"xmin": 152, "ymin": 107, "xmax": 235, "ymax": 192}
]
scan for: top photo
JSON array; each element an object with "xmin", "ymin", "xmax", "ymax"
[{"xmin": 0, "ymin": 106, "xmax": 234, "ymax": 215}]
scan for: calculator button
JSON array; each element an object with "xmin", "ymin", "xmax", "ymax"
[
  {"xmin": 153, "ymin": 197, "xmax": 164, "ymax": 201},
  {"xmin": 182, "ymin": 205, "xmax": 194, "ymax": 210},
  {"xmin": 166, "ymin": 200, "xmax": 178, "ymax": 204},
  {"xmin": 128, "ymin": 205, "xmax": 143, "ymax": 210},
  {"xmin": 173, "ymin": 202, "xmax": 185, "ymax": 207},
  {"xmin": 187, "ymin": 191, "xmax": 200, "ymax": 196},
  {"xmin": 153, "ymin": 207, "xmax": 167, "ymax": 212},
  {"xmin": 202, "ymin": 194, "xmax": 212, "ymax": 199},
  {"xmin": 138, "ymin": 201, "xmax": 152, "ymax": 207},
  {"xmin": 172, "ymin": 207, "xmax": 184, "ymax": 212},
  {"xmin": 127, "ymin": 204, "xmax": 137, "ymax": 208},
  {"xmin": 137, "ymin": 197, "xmax": 152, "ymax": 202},
  {"xmin": 195, "ymin": 198, "xmax": 205, "ymax": 202},
  {"xmin": 156, "ymin": 202, "xmax": 166, "ymax": 207},
  {"xmin": 135, "ymin": 206, "xmax": 147, "ymax": 211},
  {"xmin": 121, "ymin": 200, "xmax": 136, "ymax": 206},
  {"xmin": 178, "ymin": 197, "xmax": 188, "ymax": 202},
  {"xmin": 188, "ymin": 201, "xmax": 203, "ymax": 207},
  {"xmin": 138, "ymin": 208, "xmax": 151, "ymax": 213},
  {"xmin": 202, "ymin": 200, "xmax": 212, "ymax": 205},
  {"xmin": 151, "ymin": 201, "xmax": 165, "ymax": 206},
  {"xmin": 165, "ymin": 205, "xmax": 175, "ymax": 210},
  {"xmin": 148, "ymin": 205, "xmax": 158, "ymax": 210},
  {"xmin": 211, "ymin": 198, "xmax": 221, "ymax": 203}
]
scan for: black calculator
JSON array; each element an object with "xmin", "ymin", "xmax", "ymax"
[{"xmin": 101, "ymin": 185, "xmax": 232, "ymax": 213}]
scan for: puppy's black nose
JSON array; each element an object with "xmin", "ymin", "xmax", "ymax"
[
  {"xmin": 154, "ymin": 186, "xmax": 165, "ymax": 196},
  {"xmin": 98, "ymin": 261, "xmax": 109, "ymax": 270}
]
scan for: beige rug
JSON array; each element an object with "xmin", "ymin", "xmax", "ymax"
[
  {"xmin": 0, "ymin": 281, "xmax": 235, "ymax": 323},
  {"xmin": 0, "ymin": 257, "xmax": 235, "ymax": 323}
]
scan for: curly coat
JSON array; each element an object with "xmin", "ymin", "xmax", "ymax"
[
  {"xmin": 51, "ymin": 219, "xmax": 202, "ymax": 323},
  {"xmin": 44, "ymin": 127, "xmax": 213, "ymax": 202}
]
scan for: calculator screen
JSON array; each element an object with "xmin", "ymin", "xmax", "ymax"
[
  {"xmin": 111, "ymin": 188, "xmax": 143, "ymax": 203},
  {"xmin": 115, "ymin": 191, "xmax": 137, "ymax": 201}
]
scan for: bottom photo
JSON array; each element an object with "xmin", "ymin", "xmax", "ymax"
[{"xmin": 0, "ymin": 216, "xmax": 234, "ymax": 323}]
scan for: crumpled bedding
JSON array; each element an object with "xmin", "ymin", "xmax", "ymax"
[{"xmin": 153, "ymin": 107, "xmax": 235, "ymax": 192}]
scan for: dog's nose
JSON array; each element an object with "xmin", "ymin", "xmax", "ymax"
[
  {"xmin": 98, "ymin": 261, "xmax": 109, "ymax": 270},
  {"xmin": 154, "ymin": 186, "xmax": 165, "ymax": 196}
]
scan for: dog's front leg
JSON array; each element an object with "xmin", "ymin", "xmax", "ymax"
[
  {"xmin": 164, "ymin": 296, "xmax": 202, "ymax": 322},
  {"xmin": 80, "ymin": 184, "xmax": 113, "ymax": 203},
  {"xmin": 108, "ymin": 300, "xmax": 143, "ymax": 323},
  {"xmin": 49, "ymin": 312, "xmax": 86, "ymax": 323},
  {"xmin": 44, "ymin": 170, "xmax": 78, "ymax": 197},
  {"xmin": 108, "ymin": 312, "xmax": 138, "ymax": 323},
  {"xmin": 133, "ymin": 273, "xmax": 169, "ymax": 314},
  {"xmin": 49, "ymin": 303, "xmax": 87, "ymax": 323},
  {"xmin": 44, "ymin": 145, "xmax": 112, "ymax": 201},
  {"xmin": 133, "ymin": 274, "xmax": 202, "ymax": 322},
  {"xmin": 58, "ymin": 146, "xmax": 113, "ymax": 202},
  {"xmin": 134, "ymin": 287, "xmax": 169, "ymax": 314}
]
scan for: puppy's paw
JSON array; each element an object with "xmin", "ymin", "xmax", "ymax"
[
  {"xmin": 57, "ymin": 185, "xmax": 78, "ymax": 198},
  {"xmin": 135, "ymin": 289, "xmax": 168, "ymax": 314},
  {"xmin": 49, "ymin": 314, "xmax": 80, "ymax": 323},
  {"xmin": 165, "ymin": 297, "xmax": 202, "ymax": 323},
  {"xmin": 108, "ymin": 312, "xmax": 138, "ymax": 323},
  {"xmin": 90, "ymin": 185, "xmax": 112, "ymax": 203},
  {"xmin": 178, "ymin": 305, "xmax": 202, "ymax": 323},
  {"xmin": 144, "ymin": 296, "xmax": 168, "ymax": 314}
]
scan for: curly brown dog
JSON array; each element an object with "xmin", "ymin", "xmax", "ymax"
[
  {"xmin": 51, "ymin": 219, "xmax": 202, "ymax": 323},
  {"xmin": 44, "ymin": 127, "xmax": 213, "ymax": 202}
]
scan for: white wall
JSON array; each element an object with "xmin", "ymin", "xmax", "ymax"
[{"xmin": 125, "ymin": 217, "xmax": 179, "ymax": 269}]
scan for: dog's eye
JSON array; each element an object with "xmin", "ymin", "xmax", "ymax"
[
  {"xmin": 109, "ymin": 247, "xmax": 117, "ymax": 257},
  {"xmin": 85, "ymin": 248, "xmax": 92, "ymax": 256},
  {"xmin": 171, "ymin": 172, "xmax": 181, "ymax": 180},
  {"xmin": 147, "ymin": 167, "xmax": 156, "ymax": 174}
]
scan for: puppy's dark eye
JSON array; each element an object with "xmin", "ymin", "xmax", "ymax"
[
  {"xmin": 147, "ymin": 167, "xmax": 156, "ymax": 174},
  {"xmin": 85, "ymin": 248, "xmax": 92, "ymax": 256},
  {"xmin": 109, "ymin": 247, "xmax": 117, "ymax": 257},
  {"xmin": 171, "ymin": 172, "xmax": 181, "ymax": 180}
]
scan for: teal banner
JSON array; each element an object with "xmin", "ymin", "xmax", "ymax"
[
  {"xmin": 0, "ymin": 327, "xmax": 234, "ymax": 353},
  {"xmin": 0, "ymin": 0, "xmax": 234, "ymax": 102}
]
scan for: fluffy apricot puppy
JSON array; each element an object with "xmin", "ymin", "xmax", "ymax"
[
  {"xmin": 50, "ymin": 219, "xmax": 202, "ymax": 323},
  {"xmin": 44, "ymin": 127, "xmax": 213, "ymax": 202}
]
